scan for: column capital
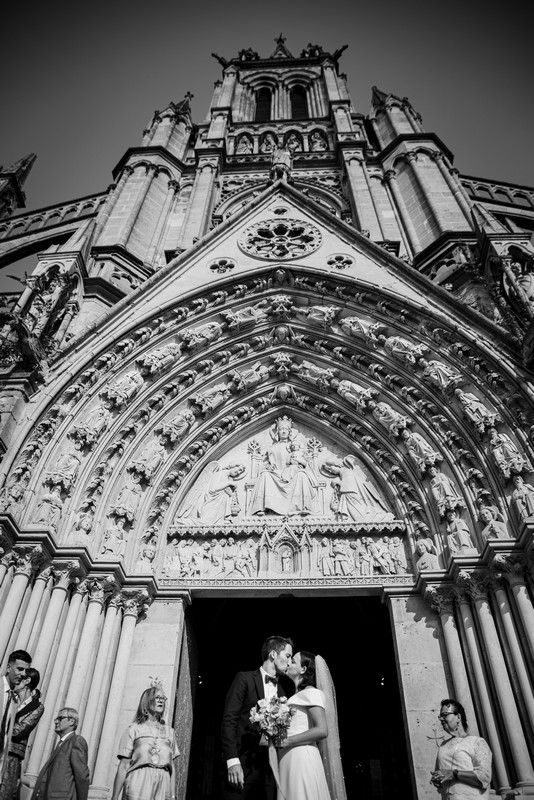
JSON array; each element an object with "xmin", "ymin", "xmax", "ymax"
[
  {"xmin": 87, "ymin": 575, "xmax": 117, "ymax": 605},
  {"xmin": 383, "ymin": 169, "xmax": 397, "ymax": 183},
  {"xmin": 405, "ymin": 151, "xmax": 418, "ymax": 164},
  {"xmin": 492, "ymin": 553, "xmax": 527, "ymax": 587},
  {"xmin": 1, "ymin": 547, "xmax": 16, "ymax": 570},
  {"xmin": 52, "ymin": 559, "xmax": 82, "ymax": 590},
  {"xmin": 425, "ymin": 585, "xmax": 456, "ymax": 614},
  {"xmin": 120, "ymin": 588, "xmax": 151, "ymax": 619},
  {"xmin": 457, "ymin": 569, "xmax": 491, "ymax": 602},
  {"xmin": 13, "ymin": 544, "xmax": 46, "ymax": 578},
  {"xmin": 429, "ymin": 150, "xmax": 445, "ymax": 164}
]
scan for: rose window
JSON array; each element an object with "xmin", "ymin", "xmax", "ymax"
[{"xmin": 238, "ymin": 219, "xmax": 322, "ymax": 260}]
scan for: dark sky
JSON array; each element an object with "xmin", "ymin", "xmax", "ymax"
[{"xmin": 1, "ymin": 0, "xmax": 532, "ymax": 226}]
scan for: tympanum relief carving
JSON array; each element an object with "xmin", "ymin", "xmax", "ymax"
[{"xmin": 162, "ymin": 415, "xmax": 408, "ymax": 582}]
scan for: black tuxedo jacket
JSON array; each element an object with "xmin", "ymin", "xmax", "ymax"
[{"xmin": 31, "ymin": 733, "xmax": 90, "ymax": 800}]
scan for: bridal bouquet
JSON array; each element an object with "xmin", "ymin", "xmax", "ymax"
[{"xmin": 250, "ymin": 696, "xmax": 295, "ymax": 747}]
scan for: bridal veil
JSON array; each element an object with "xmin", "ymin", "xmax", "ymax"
[{"xmin": 315, "ymin": 655, "xmax": 347, "ymax": 800}]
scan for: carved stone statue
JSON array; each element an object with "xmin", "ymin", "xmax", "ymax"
[
  {"xmin": 35, "ymin": 484, "xmax": 63, "ymax": 531},
  {"xmin": 249, "ymin": 416, "xmax": 319, "ymax": 516},
  {"xmin": 190, "ymin": 382, "xmax": 231, "ymax": 415},
  {"xmin": 175, "ymin": 461, "xmax": 246, "ymax": 526},
  {"xmin": 420, "ymin": 359, "xmax": 463, "ymax": 392},
  {"xmin": 285, "ymin": 133, "xmax": 302, "ymax": 153},
  {"xmin": 400, "ymin": 428, "xmax": 442, "ymax": 474},
  {"xmin": 510, "ymin": 474, "xmax": 534, "ymax": 520},
  {"xmin": 445, "ymin": 510, "xmax": 477, "ymax": 554},
  {"xmin": 110, "ymin": 474, "xmax": 142, "ymax": 523},
  {"xmin": 368, "ymin": 400, "xmax": 409, "ymax": 436},
  {"xmin": 270, "ymin": 146, "xmax": 292, "ymax": 181},
  {"xmin": 332, "ymin": 539, "xmax": 353, "ymax": 576},
  {"xmin": 427, "ymin": 466, "xmax": 465, "ymax": 517},
  {"xmin": 70, "ymin": 401, "xmax": 112, "ymax": 448},
  {"xmin": 101, "ymin": 370, "xmax": 144, "ymax": 408},
  {"xmin": 454, "ymin": 389, "xmax": 501, "ymax": 434},
  {"xmin": 136, "ymin": 342, "xmax": 182, "ymax": 376},
  {"xmin": 296, "ymin": 305, "xmax": 339, "ymax": 328},
  {"xmin": 158, "ymin": 409, "xmax": 195, "ymax": 445},
  {"xmin": 382, "ymin": 335, "xmax": 428, "ymax": 366},
  {"xmin": 294, "ymin": 360, "xmax": 337, "ymax": 389},
  {"xmin": 46, "ymin": 449, "xmax": 80, "ymax": 493},
  {"xmin": 489, "ymin": 428, "xmax": 526, "ymax": 479},
  {"xmin": 101, "ymin": 518, "xmax": 127, "ymax": 559},
  {"xmin": 384, "ymin": 536, "xmax": 406, "ymax": 574},
  {"xmin": 321, "ymin": 456, "xmax": 393, "ymax": 522},
  {"xmin": 331, "ymin": 378, "xmax": 376, "ymax": 410},
  {"xmin": 310, "ymin": 131, "xmax": 327, "ymax": 152},
  {"xmin": 222, "ymin": 302, "xmax": 269, "ymax": 330},
  {"xmin": 339, "ymin": 317, "xmax": 386, "ymax": 345},
  {"xmin": 260, "ymin": 133, "xmax": 277, "ymax": 154},
  {"xmin": 134, "ymin": 542, "xmax": 157, "ymax": 572},
  {"xmin": 415, "ymin": 539, "xmax": 440, "ymax": 572},
  {"xmin": 228, "ymin": 363, "xmax": 270, "ymax": 392},
  {"xmin": 182, "ymin": 321, "xmax": 223, "ymax": 350},
  {"xmin": 236, "ymin": 134, "xmax": 253, "ymax": 154},
  {"xmin": 130, "ymin": 436, "xmax": 166, "ymax": 483},
  {"xmin": 479, "ymin": 506, "xmax": 510, "ymax": 540},
  {"xmin": 318, "ymin": 537, "xmax": 334, "ymax": 576}
]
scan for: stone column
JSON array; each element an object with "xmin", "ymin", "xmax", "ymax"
[
  {"xmin": 144, "ymin": 179, "xmax": 180, "ymax": 267},
  {"xmin": 0, "ymin": 547, "xmax": 14, "ymax": 590},
  {"xmin": 14, "ymin": 565, "xmax": 53, "ymax": 651},
  {"xmin": 430, "ymin": 151, "xmax": 473, "ymax": 224},
  {"xmin": 91, "ymin": 590, "xmax": 150, "ymax": 790},
  {"xmin": 178, "ymin": 156, "xmax": 220, "ymax": 248},
  {"xmin": 383, "ymin": 169, "xmax": 420, "ymax": 253},
  {"xmin": 25, "ymin": 579, "xmax": 89, "ymax": 781},
  {"xmin": 32, "ymin": 560, "xmax": 80, "ymax": 676},
  {"xmin": 404, "ymin": 151, "xmax": 442, "ymax": 231},
  {"xmin": 341, "ymin": 153, "xmax": 382, "ymax": 238},
  {"xmin": 497, "ymin": 557, "xmax": 534, "ymax": 661},
  {"xmin": 0, "ymin": 546, "xmax": 42, "ymax": 662},
  {"xmin": 460, "ymin": 572, "xmax": 534, "ymax": 789},
  {"xmin": 65, "ymin": 577, "xmax": 113, "ymax": 713},
  {"xmin": 92, "ymin": 166, "xmax": 133, "ymax": 244},
  {"xmin": 117, "ymin": 164, "xmax": 157, "ymax": 247},
  {"xmin": 80, "ymin": 594, "xmax": 122, "ymax": 757},
  {"xmin": 455, "ymin": 590, "xmax": 511, "ymax": 792},
  {"xmin": 425, "ymin": 587, "xmax": 477, "ymax": 732},
  {"xmin": 491, "ymin": 576, "xmax": 534, "ymax": 730}
]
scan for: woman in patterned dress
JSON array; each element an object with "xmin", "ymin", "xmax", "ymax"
[{"xmin": 111, "ymin": 686, "xmax": 179, "ymax": 800}]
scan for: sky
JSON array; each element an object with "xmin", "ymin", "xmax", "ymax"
[{"xmin": 1, "ymin": 0, "xmax": 532, "ymax": 289}]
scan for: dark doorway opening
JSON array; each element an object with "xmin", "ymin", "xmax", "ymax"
[{"xmin": 184, "ymin": 596, "xmax": 412, "ymax": 799}]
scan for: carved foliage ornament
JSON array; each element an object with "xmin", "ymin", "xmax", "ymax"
[{"xmin": 238, "ymin": 219, "xmax": 322, "ymax": 260}]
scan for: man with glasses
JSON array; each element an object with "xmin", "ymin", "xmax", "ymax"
[
  {"xmin": 1, "ymin": 650, "xmax": 31, "ymax": 784},
  {"xmin": 31, "ymin": 708, "xmax": 89, "ymax": 800}
]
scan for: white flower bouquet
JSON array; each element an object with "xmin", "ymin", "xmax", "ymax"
[{"xmin": 249, "ymin": 695, "xmax": 295, "ymax": 747}]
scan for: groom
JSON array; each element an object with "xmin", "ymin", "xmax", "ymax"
[{"xmin": 221, "ymin": 635, "xmax": 293, "ymax": 799}]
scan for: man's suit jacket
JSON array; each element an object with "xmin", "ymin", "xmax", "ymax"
[
  {"xmin": 0, "ymin": 680, "xmax": 17, "ymax": 778},
  {"xmin": 31, "ymin": 733, "xmax": 90, "ymax": 800}
]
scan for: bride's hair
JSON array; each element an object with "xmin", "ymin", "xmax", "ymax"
[{"xmin": 298, "ymin": 651, "xmax": 317, "ymax": 689}]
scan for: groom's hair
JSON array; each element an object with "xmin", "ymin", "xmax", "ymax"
[{"xmin": 261, "ymin": 635, "xmax": 294, "ymax": 662}]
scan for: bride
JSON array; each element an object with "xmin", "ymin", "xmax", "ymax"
[{"xmin": 277, "ymin": 652, "xmax": 347, "ymax": 800}]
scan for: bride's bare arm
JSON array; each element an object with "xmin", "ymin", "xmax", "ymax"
[{"xmin": 280, "ymin": 706, "xmax": 328, "ymax": 749}]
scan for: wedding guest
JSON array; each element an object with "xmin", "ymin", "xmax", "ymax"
[
  {"xmin": 31, "ymin": 708, "xmax": 89, "ymax": 800},
  {"xmin": 111, "ymin": 684, "xmax": 179, "ymax": 800},
  {"xmin": 0, "ymin": 668, "xmax": 44, "ymax": 800},
  {"xmin": 1, "ymin": 650, "xmax": 31, "ymax": 785},
  {"xmin": 430, "ymin": 698, "xmax": 492, "ymax": 799}
]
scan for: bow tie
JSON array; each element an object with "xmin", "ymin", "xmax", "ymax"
[{"xmin": 264, "ymin": 675, "xmax": 278, "ymax": 685}]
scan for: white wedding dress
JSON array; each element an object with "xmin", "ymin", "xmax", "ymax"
[{"xmin": 278, "ymin": 687, "xmax": 332, "ymax": 800}]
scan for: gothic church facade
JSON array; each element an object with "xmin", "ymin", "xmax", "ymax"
[{"xmin": 1, "ymin": 37, "xmax": 534, "ymax": 800}]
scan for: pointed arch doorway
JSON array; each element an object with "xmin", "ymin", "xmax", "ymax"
[{"xmin": 183, "ymin": 594, "xmax": 412, "ymax": 799}]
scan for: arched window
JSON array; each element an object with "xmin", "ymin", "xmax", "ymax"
[
  {"xmin": 255, "ymin": 88, "xmax": 272, "ymax": 122},
  {"xmin": 290, "ymin": 86, "xmax": 308, "ymax": 120}
]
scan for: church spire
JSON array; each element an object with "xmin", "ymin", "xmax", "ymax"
[
  {"xmin": 270, "ymin": 33, "xmax": 293, "ymax": 59},
  {"xmin": 0, "ymin": 153, "xmax": 37, "ymax": 218}
]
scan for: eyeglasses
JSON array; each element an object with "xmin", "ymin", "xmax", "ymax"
[
  {"xmin": 155, "ymin": 695, "xmax": 167, "ymax": 702},
  {"xmin": 55, "ymin": 715, "xmax": 73, "ymax": 722},
  {"xmin": 438, "ymin": 712, "xmax": 457, "ymax": 721}
]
